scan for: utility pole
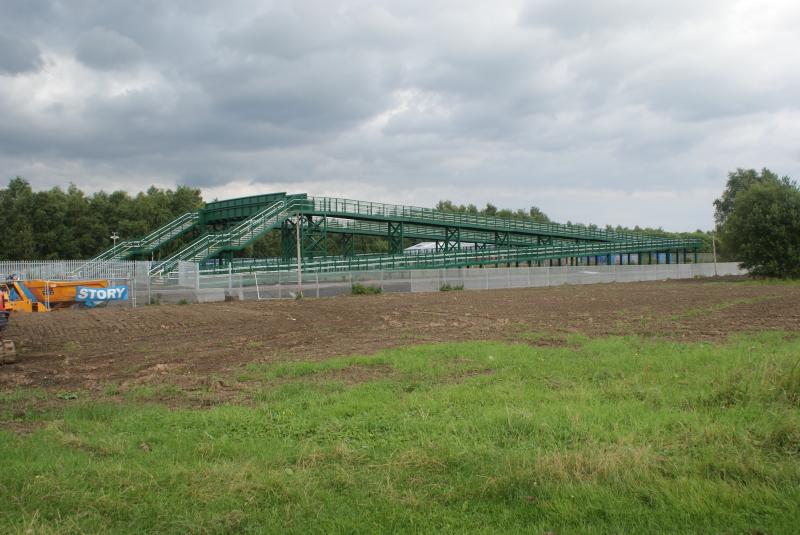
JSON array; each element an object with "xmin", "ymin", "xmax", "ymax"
[
  {"xmin": 110, "ymin": 232, "xmax": 119, "ymax": 249},
  {"xmin": 711, "ymin": 231, "xmax": 718, "ymax": 277},
  {"xmin": 295, "ymin": 214, "xmax": 303, "ymax": 298}
]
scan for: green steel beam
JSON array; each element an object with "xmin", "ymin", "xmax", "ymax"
[
  {"xmin": 280, "ymin": 219, "xmax": 296, "ymax": 261},
  {"xmin": 301, "ymin": 215, "xmax": 328, "ymax": 258},
  {"xmin": 341, "ymin": 233, "xmax": 355, "ymax": 257},
  {"xmin": 388, "ymin": 221, "xmax": 404, "ymax": 255},
  {"xmin": 444, "ymin": 227, "xmax": 461, "ymax": 252}
]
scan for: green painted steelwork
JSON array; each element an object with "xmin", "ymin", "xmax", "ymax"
[
  {"xmin": 388, "ymin": 221, "xmax": 404, "ymax": 254},
  {"xmin": 81, "ymin": 191, "xmax": 705, "ymax": 276},
  {"xmin": 202, "ymin": 193, "xmax": 305, "ymax": 225},
  {"xmin": 76, "ymin": 211, "xmax": 200, "ymax": 270},
  {"xmin": 302, "ymin": 216, "xmax": 328, "ymax": 258},
  {"xmin": 200, "ymin": 236, "xmax": 703, "ymax": 274},
  {"xmin": 340, "ymin": 233, "xmax": 355, "ymax": 257}
]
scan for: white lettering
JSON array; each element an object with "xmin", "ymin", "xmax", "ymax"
[{"xmin": 76, "ymin": 285, "xmax": 128, "ymax": 303}]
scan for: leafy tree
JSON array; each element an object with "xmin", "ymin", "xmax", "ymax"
[
  {"xmin": 435, "ymin": 200, "xmax": 550, "ymax": 223},
  {"xmin": 0, "ymin": 177, "xmax": 203, "ymax": 260},
  {"xmin": 720, "ymin": 178, "xmax": 800, "ymax": 278},
  {"xmin": 713, "ymin": 168, "xmax": 791, "ymax": 226},
  {"xmin": 527, "ymin": 206, "xmax": 549, "ymax": 223},
  {"xmin": 0, "ymin": 178, "xmax": 36, "ymax": 259}
]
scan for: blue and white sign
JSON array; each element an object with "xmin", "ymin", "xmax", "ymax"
[{"xmin": 76, "ymin": 286, "xmax": 128, "ymax": 308}]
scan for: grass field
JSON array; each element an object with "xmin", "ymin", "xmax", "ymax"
[{"xmin": 2, "ymin": 332, "xmax": 799, "ymax": 534}]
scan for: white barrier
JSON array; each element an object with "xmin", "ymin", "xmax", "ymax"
[
  {"xmin": 3, "ymin": 260, "xmax": 743, "ymax": 305},
  {"xmin": 150, "ymin": 262, "xmax": 745, "ymax": 302}
]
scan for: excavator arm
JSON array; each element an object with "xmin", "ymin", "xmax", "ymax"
[{"xmin": 0, "ymin": 288, "xmax": 16, "ymax": 363}]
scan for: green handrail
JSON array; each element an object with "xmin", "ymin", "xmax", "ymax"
[{"xmin": 200, "ymin": 236, "xmax": 704, "ymax": 275}]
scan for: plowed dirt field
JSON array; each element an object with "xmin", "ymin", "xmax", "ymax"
[{"xmin": 2, "ymin": 279, "xmax": 799, "ymax": 394}]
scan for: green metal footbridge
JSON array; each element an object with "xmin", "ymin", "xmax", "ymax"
[{"xmin": 80, "ymin": 192, "xmax": 704, "ymax": 275}]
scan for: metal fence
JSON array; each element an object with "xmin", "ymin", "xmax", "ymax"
[
  {"xmin": 0, "ymin": 260, "xmax": 746, "ymax": 306},
  {"xmin": 0, "ymin": 260, "xmax": 151, "ymax": 308},
  {"xmin": 147, "ymin": 261, "xmax": 746, "ymax": 303}
]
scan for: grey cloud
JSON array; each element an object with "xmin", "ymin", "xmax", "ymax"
[
  {"xmin": 75, "ymin": 27, "xmax": 144, "ymax": 70},
  {"xmin": 518, "ymin": 0, "xmax": 727, "ymax": 36},
  {"xmin": 0, "ymin": 0, "xmax": 799, "ymax": 231},
  {"xmin": 221, "ymin": 9, "xmax": 330, "ymax": 60},
  {"xmin": 0, "ymin": 35, "xmax": 44, "ymax": 74}
]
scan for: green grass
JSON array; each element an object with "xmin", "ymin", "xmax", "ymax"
[{"xmin": 1, "ymin": 334, "xmax": 799, "ymax": 533}]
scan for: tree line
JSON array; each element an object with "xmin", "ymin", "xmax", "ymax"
[{"xmin": 0, "ymin": 177, "xmax": 204, "ymax": 260}]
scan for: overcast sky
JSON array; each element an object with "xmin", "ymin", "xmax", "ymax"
[{"xmin": 1, "ymin": 0, "xmax": 798, "ymax": 231}]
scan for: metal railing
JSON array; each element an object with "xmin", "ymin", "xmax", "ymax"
[
  {"xmin": 308, "ymin": 196, "xmax": 648, "ymax": 243},
  {"xmin": 74, "ymin": 212, "xmax": 200, "ymax": 274},
  {"xmin": 137, "ymin": 212, "xmax": 199, "ymax": 251},
  {"xmin": 199, "ymin": 236, "xmax": 704, "ymax": 275},
  {"xmin": 321, "ymin": 218, "xmax": 697, "ymax": 249},
  {"xmin": 149, "ymin": 200, "xmax": 296, "ymax": 275}
]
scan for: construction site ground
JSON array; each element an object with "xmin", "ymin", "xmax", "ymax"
[{"xmin": 2, "ymin": 278, "xmax": 799, "ymax": 402}]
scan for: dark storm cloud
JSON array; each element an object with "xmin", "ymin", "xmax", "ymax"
[{"xmin": 0, "ymin": 0, "xmax": 798, "ymax": 230}]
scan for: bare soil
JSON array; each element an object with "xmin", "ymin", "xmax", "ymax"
[{"xmin": 2, "ymin": 279, "xmax": 799, "ymax": 393}]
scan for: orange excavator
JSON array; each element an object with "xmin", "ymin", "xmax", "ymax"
[
  {"xmin": 0, "ymin": 277, "xmax": 115, "ymax": 363},
  {"xmin": 0, "ymin": 288, "xmax": 15, "ymax": 362},
  {"xmin": 1, "ymin": 277, "xmax": 110, "ymax": 312}
]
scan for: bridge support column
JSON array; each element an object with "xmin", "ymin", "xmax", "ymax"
[
  {"xmin": 300, "ymin": 215, "xmax": 328, "ymax": 259},
  {"xmin": 444, "ymin": 227, "xmax": 461, "ymax": 252},
  {"xmin": 280, "ymin": 219, "xmax": 296, "ymax": 261},
  {"xmin": 495, "ymin": 231, "xmax": 510, "ymax": 249},
  {"xmin": 388, "ymin": 221, "xmax": 404, "ymax": 255},
  {"xmin": 341, "ymin": 233, "xmax": 355, "ymax": 257}
]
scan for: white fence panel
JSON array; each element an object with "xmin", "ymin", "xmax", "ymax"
[{"xmin": 0, "ymin": 260, "xmax": 748, "ymax": 305}]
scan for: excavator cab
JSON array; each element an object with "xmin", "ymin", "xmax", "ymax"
[{"xmin": 1, "ymin": 279, "xmax": 50, "ymax": 313}]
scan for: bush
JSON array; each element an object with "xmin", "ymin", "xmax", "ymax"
[
  {"xmin": 440, "ymin": 283, "xmax": 464, "ymax": 292},
  {"xmin": 351, "ymin": 283, "xmax": 382, "ymax": 295}
]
